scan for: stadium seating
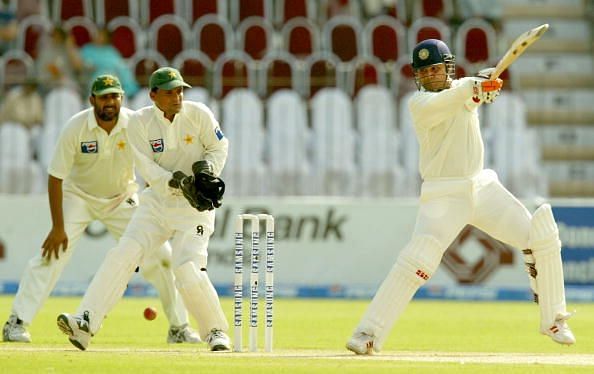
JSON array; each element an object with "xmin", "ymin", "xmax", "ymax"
[
  {"xmin": 356, "ymin": 85, "xmax": 407, "ymax": 197},
  {"xmin": 362, "ymin": 15, "xmax": 407, "ymax": 64},
  {"xmin": 16, "ymin": 15, "xmax": 52, "ymax": 59},
  {"xmin": 212, "ymin": 51, "xmax": 255, "ymax": 98},
  {"xmin": 454, "ymin": 17, "xmax": 497, "ymax": 65},
  {"xmin": 322, "ymin": 15, "xmax": 363, "ymax": 62},
  {"xmin": 106, "ymin": 16, "xmax": 145, "ymax": 59},
  {"xmin": 187, "ymin": 0, "xmax": 228, "ymax": 25},
  {"xmin": 52, "ymin": 0, "xmax": 93, "ymax": 23},
  {"xmin": 172, "ymin": 50, "xmax": 212, "ymax": 88},
  {"xmin": 274, "ymin": 0, "xmax": 315, "ymax": 26},
  {"xmin": 280, "ymin": 17, "xmax": 320, "ymax": 59},
  {"xmin": 229, "ymin": 0, "xmax": 273, "ymax": 26},
  {"xmin": 148, "ymin": 14, "xmax": 191, "ymax": 62},
  {"xmin": 0, "ymin": 123, "xmax": 44, "ymax": 194},
  {"xmin": 63, "ymin": 16, "xmax": 98, "ymax": 47},
  {"xmin": 128, "ymin": 49, "xmax": 168, "ymax": 87},
  {"xmin": 236, "ymin": 16, "xmax": 275, "ymax": 60},
  {"xmin": 407, "ymin": 17, "xmax": 451, "ymax": 52},
  {"xmin": 266, "ymin": 89, "xmax": 311, "ymax": 195},
  {"xmin": 220, "ymin": 89, "xmax": 267, "ymax": 196},
  {"xmin": 303, "ymin": 51, "xmax": 341, "ymax": 98},
  {"xmin": 0, "ymin": 50, "xmax": 35, "ymax": 89},
  {"xmin": 38, "ymin": 87, "xmax": 84, "ymax": 171},
  {"xmin": 345, "ymin": 55, "xmax": 388, "ymax": 97},
  {"xmin": 259, "ymin": 50, "xmax": 298, "ymax": 97},
  {"xmin": 309, "ymin": 87, "xmax": 357, "ymax": 196},
  {"xmin": 192, "ymin": 14, "xmax": 235, "ymax": 63},
  {"xmin": 95, "ymin": 0, "xmax": 139, "ymax": 26}
]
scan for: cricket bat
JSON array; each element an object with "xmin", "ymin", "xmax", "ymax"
[{"xmin": 490, "ymin": 23, "xmax": 549, "ymax": 80}]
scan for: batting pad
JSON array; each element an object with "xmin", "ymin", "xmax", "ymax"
[
  {"xmin": 78, "ymin": 238, "xmax": 143, "ymax": 334},
  {"xmin": 356, "ymin": 235, "xmax": 442, "ymax": 351},
  {"xmin": 175, "ymin": 261, "xmax": 229, "ymax": 340},
  {"xmin": 140, "ymin": 244, "xmax": 188, "ymax": 328},
  {"xmin": 529, "ymin": 204, "xmax": 567, "ymax": 330}
]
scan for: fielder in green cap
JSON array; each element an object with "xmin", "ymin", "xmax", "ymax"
[
  {"xmin": 91, "ymin": 74, "xmax": 125, "ymax": 96},
  {"xmin": 149, "ymin": 67, "xmax": 191, "ymax": 91},
  {"xmin": 148, "ymin": 67, "xmax": 192, "ymax": 122}
]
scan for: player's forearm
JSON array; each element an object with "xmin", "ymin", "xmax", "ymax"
[{"xmin": 47, "ymin": 175, "xmax": 65, "ymax": 230}]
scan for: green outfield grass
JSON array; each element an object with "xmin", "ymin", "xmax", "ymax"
[{"xmin": 1, "ymin": 296, "xmax": 593, "ymax": 373}]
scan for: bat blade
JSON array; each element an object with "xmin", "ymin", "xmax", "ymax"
[{"xmin": 490, "ymin": 23, "xmax": 549, "ymax": 80}]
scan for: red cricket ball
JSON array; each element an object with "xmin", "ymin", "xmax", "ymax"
[{"xmin": 143, "ymin": 307, "xmax": 157, "ymax": 321}]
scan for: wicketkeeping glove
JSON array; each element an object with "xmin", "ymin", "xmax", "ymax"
[
  {"xmin": 192, "ymin": 160, "xmax": 225, "ymax": 209},
  {"xmin": 168, "ymin": 161, "xmax": 226, "ymax": 211}
]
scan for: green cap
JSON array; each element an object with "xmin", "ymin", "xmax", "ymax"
[
  {"xmin": 149, "ymin": 67, "xmax": 191, "ymax": 90},
  {"xmin": 91, "ymin": 74, "xmax": 124, "ymax": 96}
]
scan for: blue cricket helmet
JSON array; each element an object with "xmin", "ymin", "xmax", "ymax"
[{"xmin": 411, "ymin": 39, "xmax": 455, "ymax": 69}]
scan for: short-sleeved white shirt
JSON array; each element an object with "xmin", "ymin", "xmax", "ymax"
[
  {"xmin": 48, "ymin": 107, "xmax": 137, "ymax": 199},
  {"xmin": 128, "ymin": 101, "xmax": 228, "ymax": 197}
]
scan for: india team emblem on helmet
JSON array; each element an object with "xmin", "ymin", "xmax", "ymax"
[
  {"xmin": 418, "ymin": 48, "xmax": 430, "ymax": 60},
  {"xmin": 149, "ymin": 138, "xmax": 164, "ymax": 153}
]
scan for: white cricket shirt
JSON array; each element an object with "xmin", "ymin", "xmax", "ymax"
[
  {"xmin": 127, "ymin": 101, "xmax": 228, "ymax": 196},
  {"xmin": 48, "ymin": 107, "xmax": 136, "ymax": 199},
  {"xmin": 408, "ymin": 77, "xmax": 484, "ymax": 180}
]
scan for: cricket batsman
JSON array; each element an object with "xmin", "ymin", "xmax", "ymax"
[{"xmin": 346, "ymin": 39, "xmax": 575, "ymax": 355}]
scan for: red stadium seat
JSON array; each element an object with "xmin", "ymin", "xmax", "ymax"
[
  {"xmin": 275, "ymin": 0, "xmax": 314, "ymax": 26},
  {"xmin": 363, "ymin": 15, "xmax": 406, "ymax": 64},
  {"xmin": 213, "ymin": 51, "xmax": 255, "ymax": 98},
  {"xmin": 407, "ymin": 17, "xmax": 451, "ymax": 52},
  {"xmin": 320, "ymin": 0, "xmax": 361, "ymax": 23},
  {"xmin": 413, "ymin": 0, "xmax": 454, "ymax": 20},
  {"xmin": 0, "ymin": 51, "xmax": 35, "ymax": 89},
  {"xmin": 455, "ymin": 18, "xmax": 497, "ymax": 65},
  {"xmin": 260, "ymin": 50, "xmax": 297, "ymax": 97},
  {"xmin": 229, "ymin": 0, "xmax": 273, "ymax": 26},
  {"xmin": 322, "ymin": 15, "xmax": 363, "ymax": 62},
  {"xmin": 128, "ymin": 50, "xmax": 168, "ymax": 87},
  {"xmin": 63, "ymin": 16, "xmax": 98, "ymax": 47},
  {"xmin": 346, "ymin": 56, "xmax": 388, "ymax": 97},
  {"xmin": 148, "ymin": 14, "xmax": 191, "ymax": 62},
  {"xmin": 304, "ymin": 52, "xmax": 341, "ymax": 98},
  {"xmin": 172, "ymin": 50, "xmax": 212, "ymax": 88},
  {"xmin": 107, "ymin": 17, "xmax": 145, "ymax": 59},
  {"xmin": 189, "ymin": 0, "xmax": 227, "ymax": 24},
  {"xmin": 281, "ymin": 17, "xmax": 320, "ymax": 59},
  {"xmin": 95, "ymin": 0, "xmax": 139, "ymax": 26},
  {"xmin": 16, "ymin": 15, "xmax": 52, "ymax": 59},
  {"xmin": 237, "ymin": 16, "xmax": 274, "ymax": 60},
  {"xmin": 52, "ymin": 0, "xmax": 92, "ymax": 22},
  {"xmin": 141, "ymin": 0, "xmax": 180, "ymax": 26},
  {"xmin": 193, "ymin": 15, "xmax": 234, "ymax": 63}
]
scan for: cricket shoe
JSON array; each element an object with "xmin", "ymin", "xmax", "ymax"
[
  {"xmin": 3, "ymin": 314, "xmax": 31, "ymax": 343},
  {"xmin": 543, "ymin": 312, "xmax": 576, "ymax": 345},
  {"xmin": 57, "ymin": 312, "xmax": 92, "ymax": 351},
  {"xmin": 346, "ymin": 332, "xmax": 376, "ymax": 355},
  {"xmin": 205, "ymin": 329, "xmax": 231, "ymax": 351},
  {"xmin": 167, "ymin": 324, "xmax": 201, "ymax": 344}
]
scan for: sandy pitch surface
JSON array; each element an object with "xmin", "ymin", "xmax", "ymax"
[{"xmin": 2, "ymin": 347, "xmax": 593, "ymax": 366}]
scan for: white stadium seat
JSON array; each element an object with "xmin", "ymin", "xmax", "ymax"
[{"xmin": 266, "ymin": 89, "xmax": 311, "ymax": 196}]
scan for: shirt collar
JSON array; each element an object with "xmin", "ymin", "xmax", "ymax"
[{"xmin": 86, "ymin": 107, "xmax": 129, "ymax": 133}]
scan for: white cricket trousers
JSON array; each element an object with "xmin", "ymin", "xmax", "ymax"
[{"xmin": 11, "ymin": 189, "xmax": 188, "ymax": 327}]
